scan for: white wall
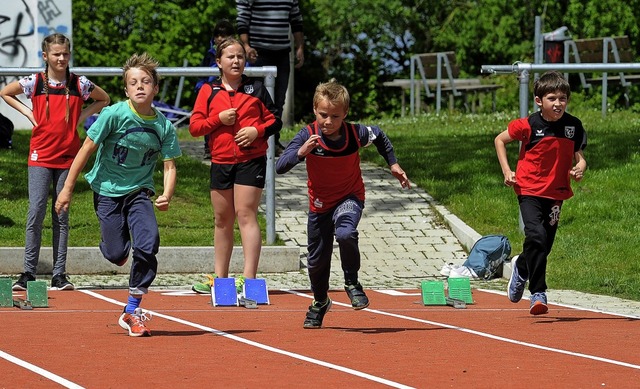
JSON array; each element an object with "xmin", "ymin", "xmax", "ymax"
[{"xmin": 0, "ymin": 0, "xmax": 72, "ymax": 130}]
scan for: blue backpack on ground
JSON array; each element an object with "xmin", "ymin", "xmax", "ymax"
[{"xmin": 462, "ymin": 235, "xmax": 511, "ymax": 279}]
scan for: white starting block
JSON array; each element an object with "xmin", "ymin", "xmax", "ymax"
[{"xmin": 211, "ymin": 277, "xmax": 269, "ymax": 307}]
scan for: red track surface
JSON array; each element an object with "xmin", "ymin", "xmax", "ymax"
[{"xmin": 1, "ymin": 288, "xmax": 639, "ymax": 388}]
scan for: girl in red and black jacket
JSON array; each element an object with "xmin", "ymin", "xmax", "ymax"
[{"xmin": 189, "ymin": 37, "xmax": 282, "ymax": 294}]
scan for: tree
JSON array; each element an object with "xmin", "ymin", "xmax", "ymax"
[
  {"xmin": 71, "ymin": 0, "xmax": 640, "ymax": 119},
  {"xmin": 72, "ymin": 0, "xmax": 235, "ymax": 107}
]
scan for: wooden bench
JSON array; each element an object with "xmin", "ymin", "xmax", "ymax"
[
  {"xmin": 383, "ymin": 78, "xmax": 488, "ymax": 116},
  {"xmin": 564, "ymin": 36, "xmax": 640, "ymax": 107},
  {"xmin": 388, "ymin": 51, "xmax": 502, "ymax": 115}
]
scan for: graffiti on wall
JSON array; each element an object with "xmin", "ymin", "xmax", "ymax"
[
  {"xmin": 0, "ymin": 0, "xmax": 35, "ymax": 72},
  {"xmin": 0, "ymin": 0, "xmax": 71, "ymax": 83},
  {"xmin": 0, "ymin": 0, "xmax": 71, "ymax": 128}
]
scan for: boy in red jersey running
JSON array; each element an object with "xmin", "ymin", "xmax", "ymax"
[
  {"xmin": 276, "ymin": 79, "xmax": 410, "ymax": 328},
  {"xmin": 495, "ymin": 71, "xmax": 587, "ymax": 315}
]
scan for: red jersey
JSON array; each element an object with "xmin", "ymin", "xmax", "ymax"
[
  {"xmin": 189, "ymin": 75, "xmax": 281, "ymax": 164},
  {"xmin": 304, "ymin": 122, "xmax": 364, "ymax": 213},
  {"xmin": 276, "ymin": 121, "xmax": 398, "ymax": 214},
  {"xmin": 508, "ymin": 111, "xmax": 587, "ymax": 200},
  {"xmin": 28, "ymin": 73, "xmax": 87, "ymax": 168}
]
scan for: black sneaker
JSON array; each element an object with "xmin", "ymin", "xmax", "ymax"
[
  {"xmin": 12, "ymin": 272, "xmax": 35, "ymax": 291},
  {"xmin": 344, "ymin": 283, "xmax": 370, "ymax": 310},
  {"xmin": 303, "ymin": 298, "xmax": 332, "ymax": 329},
  {"xmin": 51, "ymin": 273, "xmax": 74, "ymax": 291}
]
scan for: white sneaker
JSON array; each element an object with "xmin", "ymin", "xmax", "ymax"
[
  {"xmin": 439, "ymin": 263, "xmax": 456, "ymax": 277},
  {"xmin": 449, "ymin": 265, "xmax": 478, "ymax": 278}
]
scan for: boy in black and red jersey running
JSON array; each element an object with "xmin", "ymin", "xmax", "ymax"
[
  {"xmin": 276, "ymin": 79, "xmax": 410, "ymax": 329},
  {"xmin": 495, "ymin": 71, "xmax": 587, "ymax": 315}
]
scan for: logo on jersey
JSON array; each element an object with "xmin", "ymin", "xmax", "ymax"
[
  {"xmin": 564, "ymin": 126, "xmax": 575, "ymax": 138},
  {"xmin": 549, "ymin": 204, "xmax": 561, "ymax": 226},
  {"xmin": 244, "ymin": 85, "xmax": 254, "ymax": 94},
  {"xmin": 535, "ymin": 129, "xmax": 545, "ymax": 137}
]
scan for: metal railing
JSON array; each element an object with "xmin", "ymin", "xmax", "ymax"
[
  {"xmin": 481, "ymin": 62, "xmax": 640, "ymax": 118},
  {"xmin": 0, "ymin": 66, "xmax": 280, "ymax": 244}
]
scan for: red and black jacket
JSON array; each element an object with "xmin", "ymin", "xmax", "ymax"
[{"xmin": 190, "ymin": 75, "xmax": 282, "ymax": 164}]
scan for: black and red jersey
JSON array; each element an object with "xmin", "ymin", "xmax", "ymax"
[
  {"xmin": 189, "ymin": 75, "xmax": 282, "ymax": 164},
  {"xmin": 508, "ymin": 111, "xmax": 587, "ymax": 200},
  {"xmin": 305, "ymin": 121, "xmax": 365, "ymax": 213},
  {"xmin": 276, "ymin": 121, "xmax": 398, "ymax": 214}
]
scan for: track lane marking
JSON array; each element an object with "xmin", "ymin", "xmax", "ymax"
[
  {"xmin": 283, "ymin": 289, "xmax": 640, "ymax": 371},
  {"xmin": 80, "ymin": 290, "xmax": 414, "ymax": 389},
  {"xmin": 478, "ymin": 288, "xmax": 640, "ymax": 319},
  {"xmin": 0, "ymin": 350, "xmax": 84, "ymax": 388}
]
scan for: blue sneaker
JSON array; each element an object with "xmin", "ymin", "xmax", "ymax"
[
  {"xmin": 529, "ymin": 292, "xmax": 549, "ymax": 315},
  {"xmin": 507, "ymin": 255, "xmax": 527, "ymax": 303}
]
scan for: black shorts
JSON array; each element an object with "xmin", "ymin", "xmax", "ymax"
[{"xmin": 210, "ymin": 156, "xmax": 267, "ymax": 190}]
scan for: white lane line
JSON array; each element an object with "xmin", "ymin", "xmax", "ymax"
[
  {"xmin": 0, "ymin": 350, "xmax": 84, "ymax": 389},
  {"xmin": 283, "ymin": 289, "xmax": 640, "ymax": 371},
  {"xmin": 478, "ymin": 288, "xmax": 640, "ymax": 319},
  {"xmin": 80, "ymin": 290, "xmax": 414, "ymax": 389}
]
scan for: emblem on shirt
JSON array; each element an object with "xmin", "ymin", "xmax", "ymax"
[
  {"xmin": 535, "ymin": 129, "xmax": 544, "ymax": 137},
  {"xmin": 549, "ymin": 204, "xmax": 561, "ymax": 226},
  {"xmin": 564, "ymin": 126, "xmax": 575, "ymax": 138},
  {"xmin": 244, "ymin": 85, "xmax": 254, "ymax": 94}
]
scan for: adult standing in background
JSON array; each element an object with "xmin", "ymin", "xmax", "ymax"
[{"xmin": 236, "ymin": 0, "xmax": 304, "ymax": 151}]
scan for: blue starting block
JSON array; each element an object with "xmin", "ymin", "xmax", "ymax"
[
  {"xmin": 211, "ymin": 278, "xmax": 238, "ymax": 306},
  {"xmin": 210, "ymin": 277, "xmax": 269, "ymax": 307},
  {"xmin": 243, "ymin": 278, "xmax": 269, "ymax": 305}
]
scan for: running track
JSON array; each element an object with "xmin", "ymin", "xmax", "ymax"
[{"xmin": 1, "ymin": 288, "xmax": 639, "ymax": 388}]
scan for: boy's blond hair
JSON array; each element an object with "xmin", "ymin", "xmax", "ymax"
[
  {"xmin": 534, "ymin": 70, "xmax": 571, "ymax": 99},
  {"xmin": 313, "ymin": 78, "xmax": 350, "ymax": 111},
  {"xmin": 122, "ymin": 52, "xmax": 160, "ymax": 87}
]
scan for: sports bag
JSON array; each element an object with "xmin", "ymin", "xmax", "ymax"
[{"xmin": 462, "ymin": 234, "xmax": 511, "ymax": 279}]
